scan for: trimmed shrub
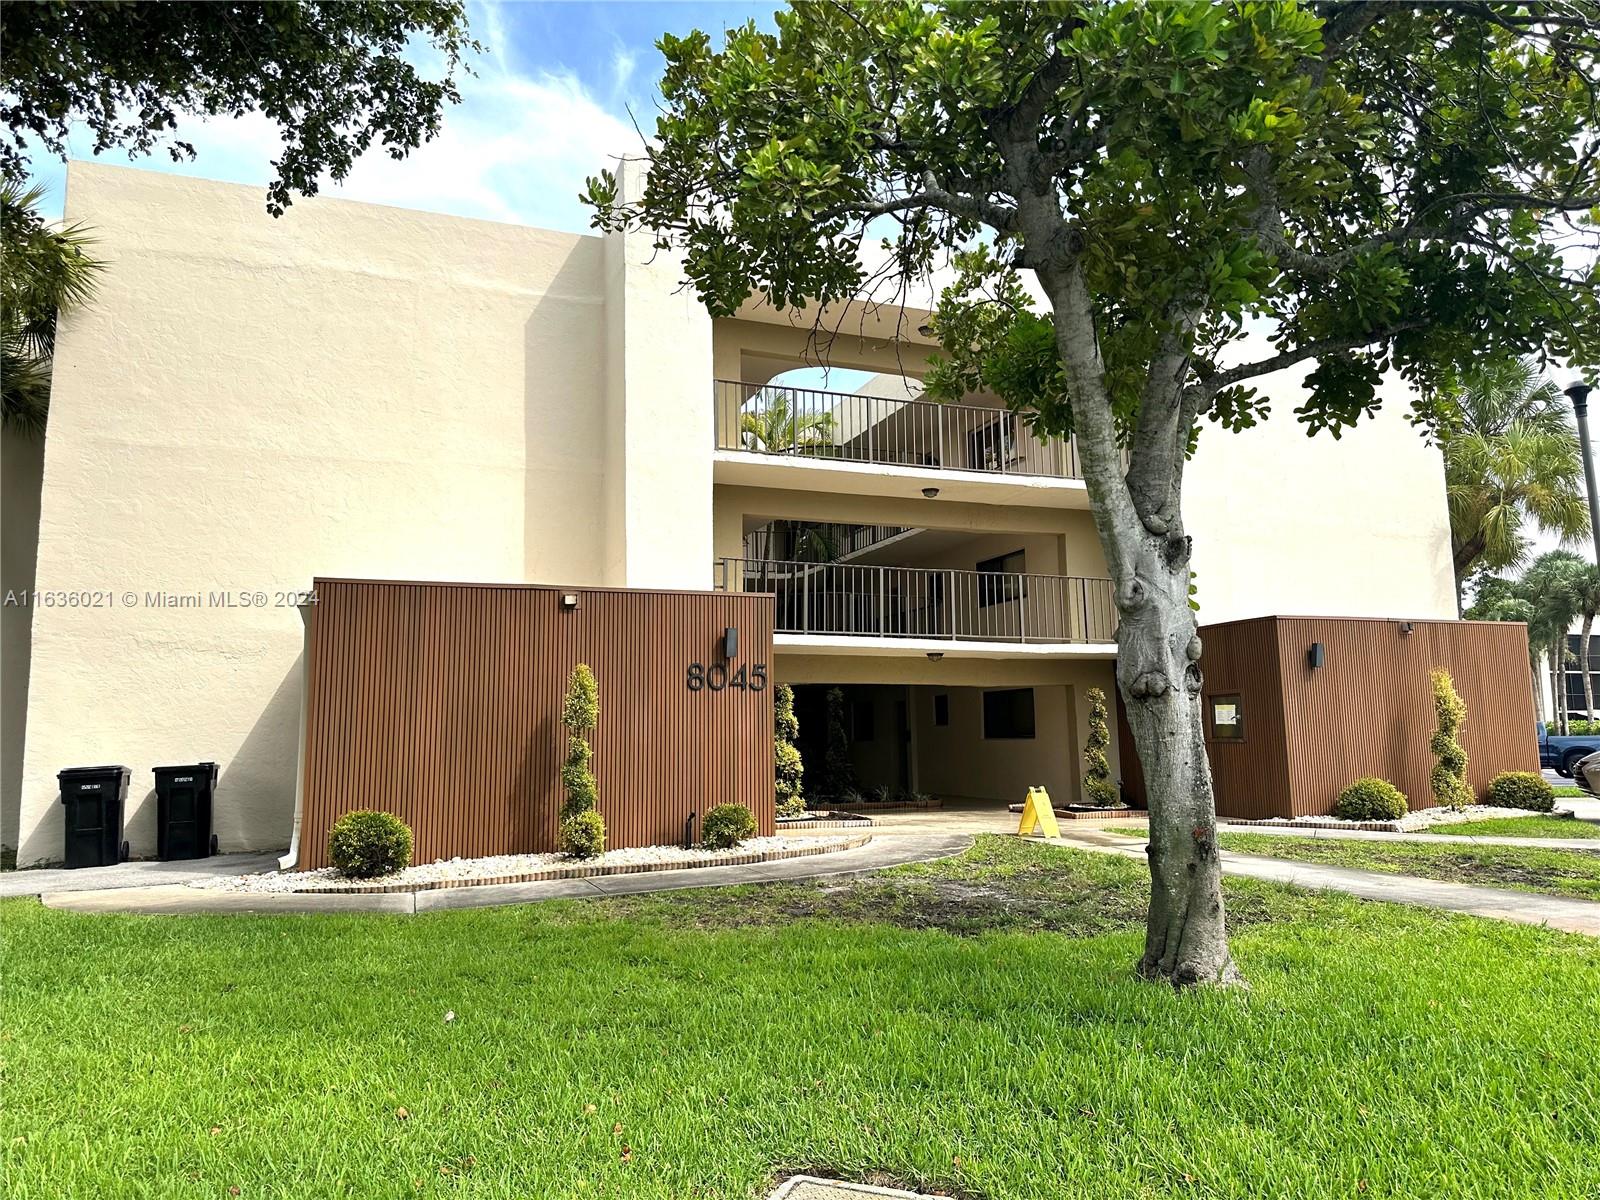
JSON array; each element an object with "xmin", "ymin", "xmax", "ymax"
[
  {"xmin": 1082, "ymin": 686, "xmax": 1118, "ymax": 807},
  {"xmin": 1333, "ymin": 777, "xmax": 1408, "ymax": 822},
  {"xmin": 818, "ymin": 686, "xmax": 857, "ymax": 799},
  {"xmin": 328, "ymin": 810, "xmax": 413, "ymax": 878},
  {"xmin": 701, "ymin": 803, "xmax": 757, "ymax": 850},
  {"xmin": 558, "ymin": 809, "xmax": 606, "ymax": 859},
  {"xmin": 1429, "ymin": 668, "xmax": 1473, "ymax": 808},
  {"xmin": 774, "ymin": 683, "xmax": 806, "ymax": 817},
  {"xmin": 1486, "ymin": 771, "xmax": 1556, "ymax": 812},
  {"xmin": 558, "ymin": 664, "xmax": 604, "ymax": 853}
]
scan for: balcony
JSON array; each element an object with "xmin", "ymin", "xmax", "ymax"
[
  {"xmin": 714, "ymin": 379, "xmax": 1082, "ymax": 480},
  {"xmin": 719, "ymin": 557, "xmax": 1118, "ymax": 646}
]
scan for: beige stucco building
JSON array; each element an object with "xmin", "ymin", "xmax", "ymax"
[{"xmin": 0, "ymin": 162, "xmax": 1456, "ymax": 866}]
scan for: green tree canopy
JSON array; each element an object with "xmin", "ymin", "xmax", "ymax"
[
  {"xmin": 1439, "ymin": 358, "xmax": 1588, "ymax": 593},
  {"xmin": 1, "ymin": 1, "xmax": 479, "ymax": 215},
  {"xmin": 590, "ymin": 0, "xmax": 1600, "ymax": 987},
  {"xmin": 1, "ymin": 180, "xmax": 101, "ymax": 433}
]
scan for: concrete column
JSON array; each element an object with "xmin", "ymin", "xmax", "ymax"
[{"xmin": 601, "ymin": 158, "xmax": 715, "ymax": 589}]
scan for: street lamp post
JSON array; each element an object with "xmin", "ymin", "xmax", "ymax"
[{"xmin": 1566, "ymin": 379, "xmax": 1600, "ymax": 566}]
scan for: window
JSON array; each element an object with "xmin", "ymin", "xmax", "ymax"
[
  {"xmin": 976, "ymin": 550, "xmax": 1026, "ymax": 608},
  {"xmin": 1209, "ymin": 694, "xmax": 1244, "ymax": 741},
  {"xmin": 851, "ymin": 699, "xmax": 876, "ymax": 741},
  {"xmin": 933, "ymin": 693, "xmax": 949, "ymax": 727},
  {"xmin": 983, "ymin": 688, "xmax": 1036, "ymax": 739}
]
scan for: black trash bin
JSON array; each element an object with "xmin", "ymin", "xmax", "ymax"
[
  {"xmin": 153, "ymin": 762, "xmax": 219, "ymax": 860},
  {"xmin": 58, "ymin": 765, "xmax": 131, "ymax": 868}
]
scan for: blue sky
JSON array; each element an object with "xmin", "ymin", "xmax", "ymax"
[{"xmin": 28, "ymin": 1, "xmax": 782, "ymax": 231}]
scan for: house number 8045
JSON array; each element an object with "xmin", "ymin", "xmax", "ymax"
[{"xmin": 686, "ymin": 662, "xmax": 767, "ymax": 692}]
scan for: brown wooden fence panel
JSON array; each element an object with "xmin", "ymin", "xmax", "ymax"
[
  {"xmin": 1274, "ymin": 617, "xmax": 1539, "ymax": 815},
  {"xmin": 298, "ymin": 579, "xmax": 775, "ymax": 868}
]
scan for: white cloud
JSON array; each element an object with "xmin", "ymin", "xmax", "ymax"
[{"xmin": 28, "ymin": 1, "xmax": 641, "ymax": 235}]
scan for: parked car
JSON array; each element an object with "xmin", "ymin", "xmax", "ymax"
[
  {"xmin": 1537, "ymin": 722, "xmax": 1600, "ymax": 777},
  {"xmin": 1577, "ymin": 751, "xmax": 1600, "ymax": 799}
]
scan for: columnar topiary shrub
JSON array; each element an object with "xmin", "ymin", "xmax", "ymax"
[
  {"xmin": 774, "ymin": 683, "xmax": 806, "ymax": 816},
  {"xmin": 1081, "ymin": 686, "xmax": 1118, "ymax": 808},
  {"xmin": 819, "ymin": 686, "xmax": 856, "ymax": 800},
  {"xmin": 1333, "ymin": 778, "xmax": 1408, "ymax": 822},
  {"xmin": 328, "ymin": 810, "xmax": 413, "ymax": 878},
  {"xmin": 1429, "ymin": 668, "xmax": 1473, "ymax": 809},
  {"xmin": 1486, "ymin": 771, "xmax": 1556, "ymax": 813},
  {"xmin": 701, "ymin": 803, "xmax": 756, "ymax": 850},
  {"xmin": 558, "ymin": 663, "xmax": 605, "ymax": 856}
]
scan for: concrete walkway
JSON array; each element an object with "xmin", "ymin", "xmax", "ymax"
[
  {"xmin": 0, "ymin": 851, "xmax": 284, "ymax": 898},
  {"xmin": 40, "ymin": 833, "xmax": 974, "ymax": 916},
  {"xmin": 1057, "ymin": 827, "xmax": 1600, "ymax": 937},
  {"xmin": 1213, "ymin": 821, "xmax": 1600, "ymax": 851}
]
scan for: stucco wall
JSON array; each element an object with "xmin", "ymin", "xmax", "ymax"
[
  {"xmin": 1185, "ymin": 379, "xmax": 1455, "ymax": 624},
  {"xmin": 16, "ymin": 164, "xmax": 628, "ymax": 864},
  {"xmin": 1, "ymin": 428, "xmax": 46, "ymax": 858}
]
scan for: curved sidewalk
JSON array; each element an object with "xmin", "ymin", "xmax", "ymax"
[
  {"xmin": 1213, "ymin": 820, "xmax": 1600, "ymax": 852},
  {"xmin": 39, "ymin": 832, "xmax": 974, "ymax": 916},
  {"xmin": 1059, "ymin": 828, "xmax": 1600, "ymax": 937}
]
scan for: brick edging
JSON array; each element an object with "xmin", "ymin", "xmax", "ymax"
[
  {"xmin": 302, "ymin": 834, "xmax": 875, "ymax": 894},
  {"xmin": 1223, "ymin": 818, "xmax": 1407, "ymax": 833},
  {"xmin": 776, "ymin": 817, "xmax": 876, "ymax": 830}
]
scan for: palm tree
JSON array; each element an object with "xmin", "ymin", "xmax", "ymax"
[
  {"xmin": 1519, "ymin": 551, "xmax": 1588, "ymax": 735},
  {"xmin": 739, "ymin": 388, "xmax": 835, "ymax": 454},
  {"xmin": 1570, "ymin": 565, "xmax": 1600, "ymax": 722},
  {"xmin": 2, "ymin": 180, "xmax": 103, "ymax": 435},
  {"xmin": 1438, "ymin": 358, "xmax": 1589, "ymax": 606}
]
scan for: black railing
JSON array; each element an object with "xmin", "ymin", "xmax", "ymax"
[
  {"xmin": 714, "ymin": 379, "xmax": 1082, "ymax": 478},
  {"xmin": 718, "ymin": 558, "xmax": 1118, "ymax": 644},
  {"xmin": 742, "ymin": 522, "xmax": 912, "ymax": 563}
]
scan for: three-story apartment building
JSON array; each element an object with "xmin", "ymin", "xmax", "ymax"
[{"xmin": 0, "ymin": 162, "xmax": 1456, "ymax": 865}]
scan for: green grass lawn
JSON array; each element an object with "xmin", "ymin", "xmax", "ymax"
[
  {"xmin": 1553, "ymin": 785, "xmax": 1585, "ymax": 798},
  {"xmin": 3, "ymin": 837, "xmax": 1597, "ymax": 1199},
  {"xmin": 1205, "ymin": 832, "xmax": 1600, "ymax": 901},
  {"xmin": 1424, "ymin": 815, "xmax": 1600, "ymax": 839}
]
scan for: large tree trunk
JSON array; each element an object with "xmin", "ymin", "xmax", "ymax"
[
  {"xmin": 1115, "ymin": 559, "xmax": 1240, "ymax": 986},
  {"xmin": 1037, "ymin": 257, "xmax": 1240, "ymax": 987}
]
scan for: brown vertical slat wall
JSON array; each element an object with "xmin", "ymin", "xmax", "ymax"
[
  {"xmin": 298, "ymin": 579, "xmax": 775, "ymax": 869},
  {"xmin": 1114, "ymin": 615, "xmax": 1537, "ymax": 820},
  {"xmin": 1271, "ymin": 616, "xmax": 1538, "ymax": 816},
  {"xmin": 1195, "ymin": 617, "xmax": 1293, "ymax": 820}
]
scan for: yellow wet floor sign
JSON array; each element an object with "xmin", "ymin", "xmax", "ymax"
[{"xmin": 1017, "ymin": 786, "xmax": 1060, "ymax": 838}]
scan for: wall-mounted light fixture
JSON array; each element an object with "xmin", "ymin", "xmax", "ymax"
[
  {"xmin": 1399, "ymin": 621, "xmax": 1415, "ymax": 636},
  {"xmin": 921, "ymin": 486, "xmax": 941, "ymax": 499},
  {"xmin": 723, "ymin": 626, "xmax": 739, "ymax": 660},
  {"xmin": 926, "ymin": 651, "xmax": 944, "ymax": 662},
  {"xmin": 1307, "ymin": 642, "xmax": 1325, "ymax": 669},
  {"xmin": 560, "ymin": 592, "xmax": 580, "ymax": 610}
]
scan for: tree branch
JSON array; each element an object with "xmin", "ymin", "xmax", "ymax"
[{"xmin": 1197, "ymin": 320, "xmax": 1427, "ymax": 395}]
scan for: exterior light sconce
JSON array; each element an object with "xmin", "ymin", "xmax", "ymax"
[
  {"xmin": 1307, "ymin": 642, "xmax": 1325, "ymax": 670},
  {"xmin": 560, "ymin": 592, "xmax": 580, "ymax": 610},
  {"xmin": 926, "ymin": 651, "xmax": 944, "ymax": 662},
  {"xmin": 723, "ymin": 626, "xmax": 738, "ymax": 660},
  {"xmin": 1398, "ymin": 621, "xmax": 1415, "ymax": 636},
  {"xmin": 921, "ymin": 486, "xmax": 941, "ymax": 499}
]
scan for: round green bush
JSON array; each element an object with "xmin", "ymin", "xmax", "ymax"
[
  {"xmin": 1332, "ymin": 777, "xmax": 1408, "ymax": 822},
  {"xmin": 701, "ymin": 803, "xmax": 757, "ymax": 850},
  {"xmin": 327, "ymin": 810, "xmax": 413, "ymax": 878},
  {"xmin": 559, "ymin": 809, "xmax": 606, "ymax": 859},
  {"xmin": 1485, "ymin": 771, "xmax": 1555, "ymax": 813}
]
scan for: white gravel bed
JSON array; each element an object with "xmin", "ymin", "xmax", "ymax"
[
  {"xmin": 192, "ymin": 835, "xmax": 855, "ymax": 893},
  {"xmin": 1242, "ymin": 804, "xmax": 1571, "ymax": 833}
]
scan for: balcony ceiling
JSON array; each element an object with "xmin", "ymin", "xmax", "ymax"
[{"xmin": 714, "ymin": 450, "xmax": 1092, "ymax": 510}]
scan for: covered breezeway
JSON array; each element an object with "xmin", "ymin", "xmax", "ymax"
[{"xmin": 777, "ymin": 652, "xmax": 1121, "ymax": 810}]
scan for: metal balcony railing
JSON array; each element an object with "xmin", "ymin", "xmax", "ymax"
[
  {"xmin": 718, "ymin": 557, "xmax": 1118, "ymax": 644},
  {"xmin": 742, "ymin": 521, "xmax": 912, "ymax": 563},
  {"xmin": 714, "ymin": 379, "xmax": 1082, "ymax": 479}
]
